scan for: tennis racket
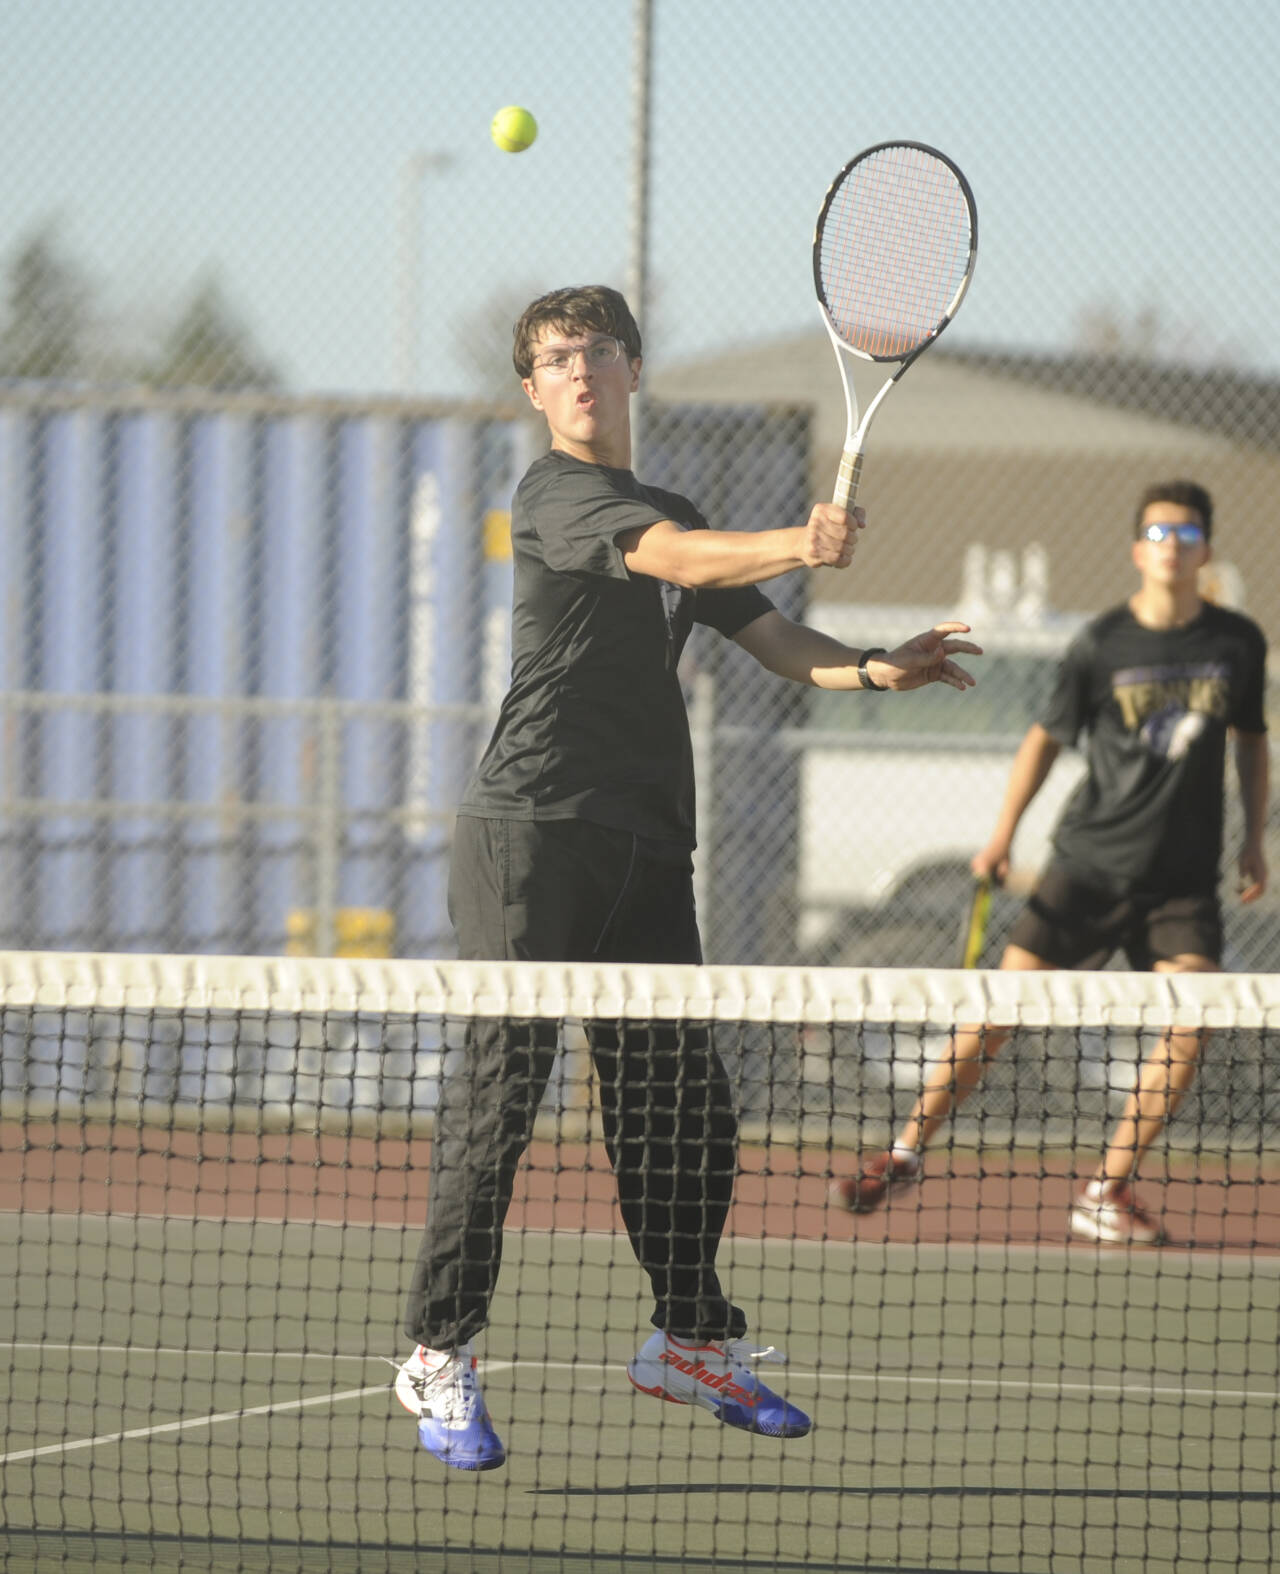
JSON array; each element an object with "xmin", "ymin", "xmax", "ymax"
[
  {"xmin": 957, "ymin": 875, "xmax": 992, "ymax": 970},
  {"xmin": 813, "ymin": 141, "xmax": 978, "ymax": 508}
]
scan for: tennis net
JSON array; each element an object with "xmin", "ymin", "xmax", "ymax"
[{"xmin": 3, "ymin": 950, "xmax": 1279, "ymax": 1573}]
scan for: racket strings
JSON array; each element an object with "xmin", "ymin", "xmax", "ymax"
[{"xmin": 819, "ymin": 146, "xmax": 973, "ymax": 357}]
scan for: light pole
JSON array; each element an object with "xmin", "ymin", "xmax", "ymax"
[
  {"xmin": 626, "ymin": 0, "xmax": 653, "ymax": 466},
  {"xmin": 626, "ymin": 0, "xmax": 653, "ymax": 334},
  {"xmin": 395, "ymin": 150, "xmax": 454, "ymax": 394}
]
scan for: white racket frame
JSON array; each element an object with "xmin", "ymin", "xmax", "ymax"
[{"xmin": 814, "ymin": 141, "xmax": 978, "ymax": 509}]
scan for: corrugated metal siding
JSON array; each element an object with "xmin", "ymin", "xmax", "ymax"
[{"xmin": 0, "ymin": 388, "xmax": 811, "ymax": 960}]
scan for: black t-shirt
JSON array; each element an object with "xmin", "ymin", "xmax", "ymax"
[
  {"xmin": 1042, "ymin": 601, "xmax": 1267, "ymax": 894},
  {"xmin": 460, "ymin": 450, "xmax": 774, "ymax": 845}
]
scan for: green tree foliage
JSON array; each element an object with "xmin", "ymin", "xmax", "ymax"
[
  {"xmin": 0, "ymin": 223, "xmax": 279, "ymax": 390},
  {"xmin": 145, "ymin": 272, "xmax": 279, "ymax": 391},
  {"xmin": 0, "ymin": 223, "xmax": 91, "ymax": 379},
  {"xmin": 1073, "ymin": 299, "xmax": 1238, "ymax": 367}
]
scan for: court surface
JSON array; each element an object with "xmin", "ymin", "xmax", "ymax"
[{"xmin": 5, "ymin": 1184, "xmax": 1279, "ymax": 1574}]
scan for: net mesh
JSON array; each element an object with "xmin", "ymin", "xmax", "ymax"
[
  {"xmin": 4, "ymin": 951, "xmax": 1280, "ymax": 1573},
  {"xmin": 816, "ymin": 144, "xmax": 976, "ymax": 359}
]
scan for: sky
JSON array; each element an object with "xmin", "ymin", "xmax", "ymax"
[{"xmin": 2, "ymin": 0, "xmax": 1278, "ymax": 399}]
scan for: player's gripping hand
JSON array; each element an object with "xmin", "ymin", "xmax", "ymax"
[
  {"xmin": 1238, "ymin": 844, "xmax": 1268, "ymax": 904},
  {"xmin": 972, "ymin": 842, "xmax": 1012, "ymax": 889},
  {"xmin": 799, "ymin": 503, "xmax": 865, "ymax": 569}
]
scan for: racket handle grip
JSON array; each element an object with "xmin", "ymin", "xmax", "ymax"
[
  {"xmin": 959, "ymin": 875, "xmax": 993, "ymax": 969},
  {"xmin": 833, "ymin": 450, "xmax": 863, "ymax": 510}
]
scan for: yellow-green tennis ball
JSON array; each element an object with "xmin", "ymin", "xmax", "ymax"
[{"xmin": 491, "ymin": 105, "xmax": 538, "ymax": 153}]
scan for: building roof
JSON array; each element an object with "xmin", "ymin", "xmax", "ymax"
[
  {"xmin": 648, "ymin": 335, "xmax": 1280, "ymax": 633},
  {"xmin": 649, "ymin": 332, "xmax": 1269, "ymax": 461}
]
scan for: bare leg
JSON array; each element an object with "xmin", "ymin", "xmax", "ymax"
[
  {"xmin": 895, "ymin": 945, "xmax": 1055, "ymax": 1153},
  {"xmin": 833, "ymin": 946, "xmax": 1061, "ymax": 1215},
  {"xmin": 1094, "ymin": 955, "xmax": 1218, "ymax": 1185}
]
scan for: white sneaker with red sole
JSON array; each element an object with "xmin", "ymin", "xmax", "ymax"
[{"xmin": 627, "ymin": 1332, "xmax": 811, "ymax": 1437}]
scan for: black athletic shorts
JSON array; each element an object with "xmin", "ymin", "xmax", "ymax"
[{"xmin": 1007, "ymin": 861, "xmax": 1222, "ymax": 970}]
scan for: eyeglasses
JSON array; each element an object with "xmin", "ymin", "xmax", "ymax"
[
  {"xmin": 1142, "ymin": 522, "xmax": 1206, "ymax": 547},
  {"xmin": 532, "ymin": 337, "xmax": 624, "ymax": 377}
]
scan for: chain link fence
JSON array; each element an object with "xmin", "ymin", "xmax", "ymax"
[{"xmin": 2, "ymin": 0, "xmax": 1278, "ymax": 967}]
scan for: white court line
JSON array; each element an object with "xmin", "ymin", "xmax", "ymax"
[
  {"xmin": 498, "ymin": 1359, "xmax": 1280, "ymax": 1407},
  {"xmin": 5, "ymin": 1348, "xmax": 1277, "ymax": 1467},
  {"xmin": 0, "ymin": 1205, "xmax": 630, "ymax": 1245},
  {"xmin": 8, "ymin": 1344, "xmax": 1278, "ymax": 1407},
  {"xmin": 2, "ymin": 1341, "xmax": 382, "ymax": 1363},
  {"xmin": 768, "ymin": 1368, "xmax": 1280, "ymax": 1405},
  {"xmin": 0, "ymin": 1382, "xmax": 389, "ymax": 1465},
  {"xmin": 8, "ymin": 1207, "xmax": 1280, "ymax": 1273}
]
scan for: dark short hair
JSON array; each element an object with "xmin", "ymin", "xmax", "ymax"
[
  {"xmin": 512, "ymin": 285, "xmax": 642, "ymax": 380},
  {"xmin": 1134, "ymin": 479, "xmax": 1213, "ymax": 541}
]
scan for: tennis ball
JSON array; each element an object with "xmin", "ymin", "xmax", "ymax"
[{"xmin": 491, "ymin": 105, "xmax": 538, "ymax": 154}]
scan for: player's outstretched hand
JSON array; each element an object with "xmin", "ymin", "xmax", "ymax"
[
  {"xmin": 871, "ymin": 622, "xmax": 981, "ymax": 693},
  {"xmin": 800, "ymin": 503, "xmax": 865, "ymax": 569}
]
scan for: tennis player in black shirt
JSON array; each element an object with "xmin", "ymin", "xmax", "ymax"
[
  {"xmin": 394, "ymin": 284, "xmax": 982, "ymax": 1470},
  {"xmin": 834, "ymin": 480, "xmax": 1269, "ymax": 1247}
]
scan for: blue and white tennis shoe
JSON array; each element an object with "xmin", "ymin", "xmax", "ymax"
[
  {"xmin": 396, "ymin": 1342, "xmax": 506, "ymax": 1471},
  {"xmin": 627, "ymin": 1332, "xmax": 811, "ymax": 1437}
]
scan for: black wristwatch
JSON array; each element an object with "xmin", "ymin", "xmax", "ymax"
[{"xmin": 858, "ymin": 647, "xmax": 888, "ymax": 691}]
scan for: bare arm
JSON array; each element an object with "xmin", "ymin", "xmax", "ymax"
[
  {"xmin": 732, "ymin": 609, "xmax": 981, "ymax": 694},
  {"xmin": 974, "ymin": 723, "xmax": 1062, "ymax": 882},
  {"xmin": 1233, "ymin": 729, "xmax": 1269, "ymax": 903},
  {"xmin": 618, "ymin": 506, "xmax": 863, "ymax": 589}
]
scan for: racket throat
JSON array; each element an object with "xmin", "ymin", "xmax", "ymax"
[{"xmin": 832, "ymin": 375, "xmax": 895, "ymax": 509}]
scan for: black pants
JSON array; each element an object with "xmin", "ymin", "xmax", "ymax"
[{"xmin": 402, "ymin": 815, "xmax": 746, "ymax": 1349}]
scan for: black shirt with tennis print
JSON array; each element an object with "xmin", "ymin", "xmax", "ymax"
[
  {"xmin": 460, "ymin": 449, "xmax": 774, "ymax": 847},
  {"xmin": 1041, "ymin": 601, "xmax": 1268, "ymax": 896}
]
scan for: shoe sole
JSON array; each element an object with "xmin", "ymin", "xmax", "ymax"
[
  {"xmin": 1068, "ymin": 1208, "xmax": 1165, "ymax": 1247},
  {"xmin": 627, "ymin": 1367, "xmax": 689, "ymax": 1405},
  {"xmin": 626, "ymin": 1363, "xmax": 811, "ymax": 1438},
  {"xmin": 419, "ymin": 1422, "xmax": 506, "ymax": 1472},
  {"xmin": 399, "ymin": 1359, "xmax": 508, "ymax": 1470}
]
